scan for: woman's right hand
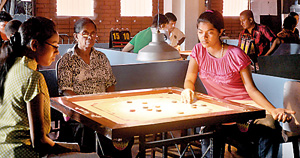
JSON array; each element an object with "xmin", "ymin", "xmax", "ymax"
[{"xmin": 181, "ymin": 88, "xmax": 195, "ymax": 104}]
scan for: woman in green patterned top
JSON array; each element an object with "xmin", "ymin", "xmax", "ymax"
[{"xmin": 0, "ymin": 17, "xmax": 79, "ymax": 157}]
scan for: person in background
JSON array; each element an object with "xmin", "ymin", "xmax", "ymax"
[
  {"xmin": 4, "ymin": 19, "xmax": 21, "ymax": 39},
  {"xmin": 181, "ymin": 10, "xmax": 295, "ymax": 158},
  {"xmin": 0, "ymin": 11, "xmax": 12, "ymax": 45},
  {"xmin": 0, "ymin": 16, "xmax": 85, "ymax": 158},
  {"xmin": 0, "ymin": 19, "xmax": 21, "ymax": 60},
  {"xmin": 238, "ymin": 10, "xmax": 279, "ymax": 67},
  {"xmin": 276, "ymin": 16, "xmax": 300, "ymax": 44},
  {"xmin": 288, "ymin": 12, "xmax": 299, "ymax": 36},
  {"xmin": 57, "ymin": 17, "xmax": 133, "ymax": 158},
  {"xmin": 122, "ymin": 14, "xmax": 170, "ymax": 53},
  {"xmin": 165, "ymin": 12, "xmax": 185, "ymax": 50}
]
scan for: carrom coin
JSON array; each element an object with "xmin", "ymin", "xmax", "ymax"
[
  {"xmin": 156, "ymin": 109, "xmax": 162, "ymax": 112},
  {"xmin": 127, "ymin": 100, "xmax": 132, "ymax": 103},
  {"xmin": 172, "ymin": 100, "xmax": 177, "ymax": 103},
  {"xmin": 177, "ymin": 111, "xmax": 184, "ymax": 114},
  {"xmin": 130, "ymin": 109, "xmax": 136, "ymax": 112}
]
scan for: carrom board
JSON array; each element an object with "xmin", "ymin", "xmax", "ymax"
[
  {"xmin": 50, "ymin": 87, "xmax": 265, "ymax": 139},
  {"xmin": 73, "ymin": 93, "xmax": 230, "ymax": 124}
]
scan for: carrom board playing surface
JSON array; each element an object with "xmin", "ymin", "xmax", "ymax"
[
  {"xmin": 73, "ymin": 93, "xmax": 231, "ymax": 124},
  {"xmin": 50, "ymin": 87, "xmax": 265, "ymax": 139}
]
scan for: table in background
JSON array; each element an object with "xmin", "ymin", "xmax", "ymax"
[{"xmin": 179, "ymin": 50, "xmax": 191, "ymax": 60}]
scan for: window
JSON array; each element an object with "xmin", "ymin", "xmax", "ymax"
[
  {"xmin": 121, "ymin": 0, "xmax": 152, "ymax": 17},
  {"xmin": 223, "ymin": 0, "xmax": 248, "ymax": 16},
  {"xmin": 57, "ymin": 0, "xmax": 94, "ymax": 16}
]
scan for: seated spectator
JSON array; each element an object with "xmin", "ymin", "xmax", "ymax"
[
  {"xmin": 4, "ymin": 19, "xmax": 21, "ymax": 39},
  {"xmin": 288, "ymin": 12, "xmax": 299, "ymax": 36},
  {"xmin": 238, "ymin": 10, "xmax": 279, "ymax": 58},
  {"xmin": 277, "ymin": 16, "xmax": 300, "ymax": 44},
  {"xmin": 122, "ymin": 14, "xmax": 170, "ymax": 53},
  {"xmin": 0, "ymin": 11, "xmax": 12, "ymax": 45},
  {"xmin": 165, "ymin": 12, "xmax": 185, "ymax": 50},
  {"xmin": 57, "ymin": 17, "xmax": 133, "ymax": 158}
]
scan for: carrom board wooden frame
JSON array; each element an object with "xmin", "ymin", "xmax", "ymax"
[{"xmin": 50, "ymin": 87, "xmax": 265, "ymax": 139}]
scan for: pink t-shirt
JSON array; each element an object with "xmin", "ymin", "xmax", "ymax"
[{"xmin": 190, "ymin": 43, "xmax": 252, "ymax": 100}]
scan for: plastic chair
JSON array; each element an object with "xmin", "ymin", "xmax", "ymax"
[{"xmin": 282, "ymin": 81, "xmax": 300, "ymax": 158}]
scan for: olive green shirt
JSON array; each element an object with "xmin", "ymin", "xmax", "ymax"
[{"xmin": 0, "ymin": 56, "xmax": 51, "ymax": 158}]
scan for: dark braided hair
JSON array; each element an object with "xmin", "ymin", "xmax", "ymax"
[{"xmin": 0, "ymin": 16, "xmax": 56, "ymax": 100}]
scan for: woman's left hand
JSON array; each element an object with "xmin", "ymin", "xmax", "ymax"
[{"xmin": 271, "ymin": 108, "xmax": 296, "ymax": 123}]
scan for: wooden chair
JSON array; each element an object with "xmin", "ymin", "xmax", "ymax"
[{"xmin": 282, "ymin": 81, "xmax": 300, "ymax": 158}]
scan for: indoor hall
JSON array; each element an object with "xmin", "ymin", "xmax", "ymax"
[{"xmin": 0, "ymin": 0, "xmax": 299, "ymax": 158}]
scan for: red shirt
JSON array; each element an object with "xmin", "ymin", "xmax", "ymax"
[
  {"xmin": 238, "ymin": 23, "xmax": 276, "ymax": 56},
  {"xmin": 190, "ymin": 43, "xmax": 252, "ymax": 100}
]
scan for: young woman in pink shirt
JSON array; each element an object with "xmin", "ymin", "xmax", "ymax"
[{"xmin": 181, "ymin": 10, "xmax": 295, "ymax": 158}]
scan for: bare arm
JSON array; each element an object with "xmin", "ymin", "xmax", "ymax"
[
  {"xmin": 177, "ymin": 37, "xmax": 186, "ymax": 46},
  {"xmin": 240, "ymin": 66, "xmax": 295, "ymax": 122},
  {"xmin": 181, "ymin": 58, "xmax": 199, "ymax": 104},
  {"xmin": 62, "ymin": 90, "xmax": 77, "ymax": 96},
  {"xmin": 264, "ymin": 38, "xmax": 280, "ymax": 56},
  {"xmin": 27, "ymin": 93, "xmax": 79, "ymax": 155},
  {"xmin": 122, "ymin": 43, "xmax": 134, "ymax": 52},
  {"xmin": 27, "ymin": 93, "xmax": 55, "ymax": 154},
  {"xmin": 106, "ymin": 85, "xmax": 115, "ymax": 92},
  {"xmin": 183, "ymin": 58, "xmax": 199, "ymax": 91},
  {"xmin": 0, "ymin": 0, "xmax": 8, "ymax": 11},
  {"xmin": 63, "ymin": 85, "xmax": 115, "ymax": 95}
]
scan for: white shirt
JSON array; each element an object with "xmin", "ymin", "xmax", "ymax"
[{"xmin": 170, "ymin": 27, "xmax": 185, "ymax": 47}]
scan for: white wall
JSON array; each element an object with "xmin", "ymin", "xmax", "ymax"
[
  {"xmin": 184, "ymin": 0, "xmax": 205, "ymax": 50},
  {"xmin": 164, "ymin": 0, "xmax": 205, "ymax": 50},
  {"xmin": 251, "ymin": 0, "xmax": 278, "ymax": 23},
  {"xmin": 164, "ymin": 0, "xmax": 172, "ymax": 13}
]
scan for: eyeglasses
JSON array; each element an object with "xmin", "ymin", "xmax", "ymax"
[
  {"xmin": 44, "ymin": 42, "xmax": 59, "ymax": 50},
  {"xmin": 79, "ymin": 32, "xmax": 97, "ymax": 38}
]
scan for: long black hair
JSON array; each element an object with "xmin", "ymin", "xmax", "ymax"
[{"xmin": 0, "ymin": 16, "xmax": 56, "ymax": 100}]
